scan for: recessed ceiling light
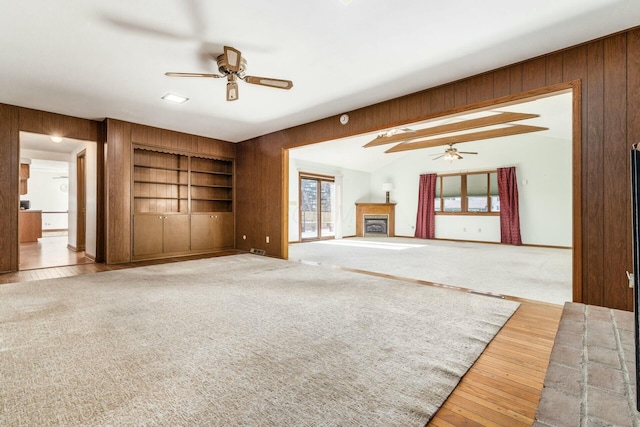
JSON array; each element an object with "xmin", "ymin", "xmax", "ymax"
[
  {"xmin": 50, "ymin": 136, "xmax": 63, "ymax": 143},
  {"xmin": 162, "ymin": 93, "xmax": 189, "ymax": 104}
]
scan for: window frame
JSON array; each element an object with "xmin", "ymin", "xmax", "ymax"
[{"xmin": 435, "ymin": 170, "xmax": 500, "ymax": 216}]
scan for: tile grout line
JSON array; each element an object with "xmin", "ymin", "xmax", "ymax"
[
  {"xmin": 611, "ymin": 310, "xmax": 640, "ymax": 427},
  {"xmin": 581, "ymin": 304, "xmax": 588, "ymax": 427}
]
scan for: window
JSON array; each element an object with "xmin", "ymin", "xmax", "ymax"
[{"xmin": 435, "ymin": 171, "xmax": 500, "ymax": 214}]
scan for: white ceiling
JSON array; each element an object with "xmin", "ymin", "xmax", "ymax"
[
  {"xmin": 20, "ymin": 132, "xmax": 88, "ymax": 154},
  {"xmin": 0, "ymin": 1, "xmax": 638, "ymax": 143},
  {"xmin": 290, "ymin": 92, "xmax": 573, "ymax": 172}
]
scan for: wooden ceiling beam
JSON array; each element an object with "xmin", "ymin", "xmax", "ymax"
[
  {"xmin": 385, "ymin": 124, "xmax": 548, "ymax": 153},
  {"xmin": 364, "ymin": 112, "xmax": 540, "ymax": 148}
]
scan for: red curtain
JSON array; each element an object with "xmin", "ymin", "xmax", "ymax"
[
  {"xmin": 497, "ymin": 167, "xmax": 522, "ymax": 245},
  {"xmin": 415, "ymin": 173, "xmax": 437, "ymax": 239}
]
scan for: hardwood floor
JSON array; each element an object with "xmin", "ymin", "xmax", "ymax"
[
  {"xmin": 1, "ymin": 250, "xmax": 244, "ymax": 284},
  {"xmin": 19, "ymin": 234, "xmax": 94, "ymax": 270},
  {"xmin": 428, "ymin": 298, "xmax": 563, "ymax": 426},
  {"xmin": 0, "ymin": 253, "xmax": 563, "ymax": 426}
]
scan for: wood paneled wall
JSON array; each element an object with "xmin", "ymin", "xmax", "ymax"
[
  {"xmin": 0, "ymin": 105, "xmax": 101, "ymax": 273},
  {"xmin": 236, "ymin": 27, "xmax": 640, "ymax": 311},
  {"xmin": 105, "ymin": 120, "xmax": 236, "ymax": 264}
]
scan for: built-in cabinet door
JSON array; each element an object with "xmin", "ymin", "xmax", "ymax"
[
  {"xmin": 191, "ymin": 213, "xmax": 234, "ymax": 250},
  {"xmin": 213, "ymin": 213, "xmax": 234, "ymax": 249},
  {"xmin": 163, "ymin": 214, "xmax": 191, "ymax": 253},
  {"xmin": 190, "ymin": 214, "xmax": 216, "ymax": 251},
  {"xmin": 133, "ymin": 214, "xmax": 163, "ymax": 256}
]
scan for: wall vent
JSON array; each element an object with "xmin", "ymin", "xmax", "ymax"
[{"xmin": 250, "ymin": 248, "xmax": 266, "ymax": 256}]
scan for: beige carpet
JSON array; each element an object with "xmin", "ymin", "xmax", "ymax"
[
  {"xmin": 1, "ymin": 254, "xmax": 519, "ymax": 426},
  {"xmin": 289, "ymin": 237, "xmax": 572, "ymax": 304}
]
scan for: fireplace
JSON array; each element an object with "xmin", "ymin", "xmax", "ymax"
[
  {"xmin": 363, "ymin": 214, "xmax": 389, "ymax": 237},
  {"xmin": 355, "ymin": 203, "xmax": 395, "ymax": 237}
]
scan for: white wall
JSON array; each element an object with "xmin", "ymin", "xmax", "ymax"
[
  {"xmin": 372, "ymin": 134, "xmax": 573, "ymax": 246},
  {"xmin": 20, "ymin": 159, "xmax": 69, "ymax": 230},
  {"xmin": 288, "ymin": 158, "xmax": 370, "ymax": 242},
  {"xmin": 289, "ymin": 132, "xmax": 572, "ymax": 247}
]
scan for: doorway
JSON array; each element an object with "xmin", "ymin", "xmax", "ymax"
[
  {"xmin": 286, "ymin": 86, "xmax": 578, "ymax": 305},
  {"xmin": 299, "ymin": 173, "xmax": 336, "ymax": 241},
  {"xmin": 18, "ymin": 132, "xmax": 97, "ymax": 270}
]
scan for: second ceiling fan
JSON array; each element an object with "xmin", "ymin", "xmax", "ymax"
[
  {"xmin": 431, "ymin": 143, "xmax": 478, "ymax": 161},
  {"xmin": 165, "ymin": 46, "xmax": 293, "ymax": 101}
]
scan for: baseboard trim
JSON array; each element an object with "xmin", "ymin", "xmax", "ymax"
[
  {"xmin": 67, "ymin": 243, "xmax": 78, "ymax": 252},
  {"xmin": 522, "ymin": 243, "xmax": 572, "ymax": 250},
  {"xmin": 429, "ymin": 237, "xmax": 572, "ymax": 249},
  {"xmin": 85, "ymin": 253, "xmax": 96, "ymax": 261},
  {"xmin": 290, "ymin": 234, "xmax": 570, "ymax": 250}
]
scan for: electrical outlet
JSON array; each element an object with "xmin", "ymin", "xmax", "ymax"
[
  {"xmin": 463, "ymin": 227, "xmax": 466, "ymax": 232},
  {"xmin": 266, "ymin": 236, "xmax": 270, "ymax": 244},
  {"xmin": 243, "ymin": 235, "xmax": 247, "ymax": 240}
]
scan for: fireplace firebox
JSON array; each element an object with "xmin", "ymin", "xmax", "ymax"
[{"xmin": 363, "ymin": 214, "xmax": 389, "ymax": 237}]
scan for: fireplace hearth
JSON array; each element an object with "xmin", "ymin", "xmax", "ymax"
[{"xmin": 363, "ymin": 214, "xmax": 389, "ymax": 237}]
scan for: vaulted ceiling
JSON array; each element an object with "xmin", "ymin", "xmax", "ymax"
[{"xmin": 1, "ymin": 1, "xmax": 638, "ymax": 142}]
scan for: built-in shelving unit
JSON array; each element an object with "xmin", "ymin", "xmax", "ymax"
[
  {"xmin": 131, "ymin": 147, "xmax": 234, "ymax": 260},
  {"xmin": 190, "ymin": 155, "xmax": 233, "ymax": 213}
]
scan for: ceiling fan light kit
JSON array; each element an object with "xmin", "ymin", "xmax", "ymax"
[
  {"xmin": 432, "ymin": 144, "xmax": 479, "ymax": 161},
  {"xmin": 165, "ymin": 46, "xmax": 293, "ymax": 101}
]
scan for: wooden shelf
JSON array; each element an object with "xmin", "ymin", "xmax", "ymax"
[
  {"xmin": 191, "ymin": 169, "xmax": 233, "ymax": 176},
  {"xmin": 134, "ymin": 165, "xmax": 187, "ymax": 172},
  {"xmin": 131, "ymin": 147, "xmax": 235, "ymax": 260},
  {"xmin": 190, "ymin": 184, "xmax": 232, "ymax": 188},
  {"xmin": 135, "ymin": 180, "xmax": 187, "ymax": 185},
  {"xmin": 135, "ymin": 196, "xmax": 188, "ymax": 200}
]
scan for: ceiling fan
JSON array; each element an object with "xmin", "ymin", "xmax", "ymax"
[
  {"xmin": 431, "ymin": 144, "xmax": 478, "ymax": 161},
  {"xmin": 165, "ymin": 46, "xmax": 293, "ymax": 101}
]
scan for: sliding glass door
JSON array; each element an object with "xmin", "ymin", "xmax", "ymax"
[{"xmin": 300, "ymin": 174, "xmax": 335, "ymax": 241}]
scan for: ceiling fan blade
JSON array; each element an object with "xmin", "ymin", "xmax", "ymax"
[
  {"xmin": 165, "ymin": 72, "xmax": 224, "ymax": 78},
  {"xmin": 432, "ymin": 154, "xmax": 445, "ymax": 160},
  {"xmin": 458, "ymin": 151, "xmax": 478, "ymax": 155},
  {"xmin": 455, "ymin": 153, "xmax": 463, "ymax": 159},
  {"xmin": 224, "ymin": 46, "xmax": 242, "ymax": 72},
  {"xmin": 244, "ymin": 76, "xmax": 293, "ymax": 90},
  {"xmin": 102, "ymin": 16, "xmax": 193, "ymax": 41}
]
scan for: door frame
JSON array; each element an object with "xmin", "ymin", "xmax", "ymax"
[
  {"xmin": 284, "ymin": 81, "xmax": 582, "ymax": 302},
  {"xmin": 76, "ymin": 149, "xmax": 87, "ymax": 251},
  {"xmin": 298, "ymin": 172, "xmax": 336, "ymax": 242}
]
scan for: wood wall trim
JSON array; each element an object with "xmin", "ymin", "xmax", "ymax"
[
  {"xmin": 0, "ymin": 104, "xmax": 20, "ymax": 273},
  {"xmin": 0, "ymin": 103, "xmax": 100, "ymax": 273},
  {"xmin": 237, "ymin": 28, "xmax": 640, "ymax": 310},
  {"xmin": 105, "ymin": 119, "xmax": 237, "ymax": 264}
]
